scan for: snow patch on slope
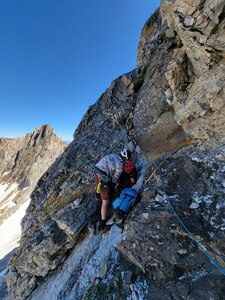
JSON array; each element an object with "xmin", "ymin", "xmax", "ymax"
[
  {"xmin": 0, "ymin": 200, "xmax": 30, "ymax": 259},
  {"xmin": 0, "ymin": 182, "xmax": 18, "ymax": 203}
]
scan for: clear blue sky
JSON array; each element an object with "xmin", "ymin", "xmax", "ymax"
[{"xmin": 0, "ymin": 0, "xmax": 160, "ymax": 142}]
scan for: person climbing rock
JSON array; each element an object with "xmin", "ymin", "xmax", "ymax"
[
  {"xmin": 107, "ymin": 161, "xmax": 139, "ymax": 226},
  {"xmin": 115, "ymin": 161, "xmax": 138, "ymax": 195},
  {"xmin": 93, "ymin": 149, "xmax": 131, "ymax": 235}
]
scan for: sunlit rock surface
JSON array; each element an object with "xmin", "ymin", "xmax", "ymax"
[{"xmin": 3, "ymin": 1, "xmax": 225, "ymax": 299}]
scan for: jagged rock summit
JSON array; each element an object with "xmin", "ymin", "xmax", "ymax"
[
  {"xmin": 0, "ymin": 124, "xmax": 67, "ymax": 225},
  {"xmin": 3, "ymin": 1, "xmax": 225, "ymax": 299}
]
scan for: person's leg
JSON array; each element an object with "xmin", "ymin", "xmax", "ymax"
[
  {"xmin": 99, "ymin": 188, "xmax": 109, "ymax": 233},
  {"xmin": 101, "ymin": 199, "xmax": 109, "ymax": 220},
  {"xmin": 100, "ymin": 188, "xmax": 109, "ymax": 219}
]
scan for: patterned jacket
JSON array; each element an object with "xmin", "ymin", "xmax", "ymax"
[{"xmin": 95, "ymin": 154, "xmax": 123, "ymax": 183}]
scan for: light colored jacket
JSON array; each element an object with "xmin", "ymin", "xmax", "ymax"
[{"xmin": 95, "ymin": 154, "xmax": 123, "ymax": 183}]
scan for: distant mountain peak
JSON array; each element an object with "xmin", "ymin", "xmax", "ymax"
[{"xmin": 0, "ymin": 124, "xmax": 67, "ymax": 225}]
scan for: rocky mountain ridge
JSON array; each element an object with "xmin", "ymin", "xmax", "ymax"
[
  {"xmin": 0, "ymin": 124, "xmax": 67, "ymax": 284},
  {"xmin": 0, "ymin": 125, "xmax": 67, "ymax": 225},
  {"xmin": 3, "ymin": 0, "xmax": 225, "ymax": 299}
]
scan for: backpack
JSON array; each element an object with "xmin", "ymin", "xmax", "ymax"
[{"xmin": 112, "ymin": 188, "xmax": 137, "ymax": 213}]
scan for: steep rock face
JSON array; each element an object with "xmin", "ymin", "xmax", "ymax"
[
  {"xmin": 5, "ymin": 74, "xmax": 146, "ymax": 299},
  {"xmin": 163, "ymin": 0, "xmax": 225, "ymax": 141},
  {"xmin": 4, "ymin": 1, "xmax": 225, "ymax": 299},
  {"xmin": 119, "ymin": 140, "xmax": 225, "ymax": 297},
  {"xmin": 122, "ymin": 0, "xmax": 225, "ymax": 296},
  {"xmin": 134, "ymin": 0, "xmax": 225, "ymax": 159},
  {"xmin": 0, "ymin": 125, "xmax": 67, "ymax": 223}
]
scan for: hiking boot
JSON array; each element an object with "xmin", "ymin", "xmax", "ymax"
[
  {"xmin": 106, "ymin": 215, "xmax": 116, "ymax": 226},
  {"xmin": 115, "ymin": 217, "xmax": 123, "ymax": 225}
]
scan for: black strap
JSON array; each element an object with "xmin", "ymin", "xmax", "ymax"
[{"xmin": 93, "ymin": 165, "xmax": 107, "ymax": 176}]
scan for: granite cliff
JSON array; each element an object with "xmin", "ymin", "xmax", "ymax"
[{"xmin": 3, "ymin": 0, "xmax": 225, "ymax": 299}]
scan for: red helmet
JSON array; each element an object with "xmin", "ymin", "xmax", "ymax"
[{"xmin": 124, "ymin": 161, "xmax": 135, "ymax": 173}]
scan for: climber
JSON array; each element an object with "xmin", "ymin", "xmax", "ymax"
[
  {"xmin": 115, "ymin": 161, "xmax": 138, "ymax": 195},
  {"xmin": 107, "ymin": 161, "xmax": 139, "ymax": 226},
  {"xmin": 93, "ymin": 149, "xmax": 131, "ymax": 235}
]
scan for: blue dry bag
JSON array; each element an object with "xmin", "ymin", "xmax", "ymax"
[{"xmin": 112, "ymin": 188, "xmax": 137, "ymax": 213}]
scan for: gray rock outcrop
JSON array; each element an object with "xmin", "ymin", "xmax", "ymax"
[{"xmin": 3, "ymin": 1, "xmax": 225, "ymax": 299}]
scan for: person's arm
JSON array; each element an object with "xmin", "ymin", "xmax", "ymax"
[
  {"xmin": 116, "ymin": 172, "xmax": 126, "ymax": 186},
  {"xmin": 130, "ymin": 176, "xmax": 136, "ymax": 184},
  {"xmin": 130, "ymin": 169, "xmax": 138, "ymax": 185}
]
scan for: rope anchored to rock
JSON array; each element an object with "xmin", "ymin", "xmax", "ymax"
[{"xmin": 156, "ymin": 159, "xmax": 225, "ymax": 276}]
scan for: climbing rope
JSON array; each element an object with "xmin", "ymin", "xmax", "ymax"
[
  {"xmin": 156, "ymin": 159, "xmax": 225, "ymax": 276},
  {"xmin": 142, "ymin": 160, "xmax": 164, "ymax": 188}
]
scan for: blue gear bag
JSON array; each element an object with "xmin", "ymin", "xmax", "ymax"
[{"xmin": 112, "ymin": 188, "xmax": 137, "ymax": 213}]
